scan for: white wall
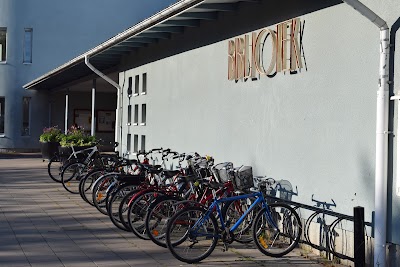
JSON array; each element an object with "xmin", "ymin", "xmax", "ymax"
[{"xmin": 119, "ymin": 1, "xmax": 400, "ymax": 246}]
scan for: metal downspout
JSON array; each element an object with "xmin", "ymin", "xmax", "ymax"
[
  {"xmin": 84, "ymin": 55, "xmax": 121, "ymax": 151},
  {"xmin": 341, "ymin": 1, "xmax": 390, "ymax": 266},
  {"xmin": 64, "ymin": 89, "xmax": 69, "ymax": 134}
]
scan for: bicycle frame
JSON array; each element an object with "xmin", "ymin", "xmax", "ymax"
[{"xmin": 192, "ymin": 191, "xmax": 278, "ymax": 237}]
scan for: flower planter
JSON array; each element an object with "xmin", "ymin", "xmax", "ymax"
[{"xmin": 40, "ymin": 141, "xmax": 60, "ymax": 160}]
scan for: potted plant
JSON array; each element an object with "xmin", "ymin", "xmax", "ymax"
[{"xmin": 39, "ymin": 126, "xmax": 62, "ymax": 160}]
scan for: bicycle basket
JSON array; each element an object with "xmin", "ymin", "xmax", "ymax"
[
  {"xmin": 212, "ymin": 162, "xmax": 234, "ymax": 183},
  {"xmin": 233, "ymin": 166, "xmax": 253, "ymax": 190},
  {"xmin": 189, "ymin": 157, "xmax": 212, "ymax": 179}
]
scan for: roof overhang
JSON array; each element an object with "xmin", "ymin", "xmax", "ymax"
[
  {"xmin": 24, "ymin": 0, "xmax": 341, "ymax": 91},
  {"xmin": 24, "ymin": 0, "xmax": 261, "ymax": 91}
]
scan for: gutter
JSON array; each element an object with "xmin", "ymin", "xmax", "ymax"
[{"xmin": 341, "ymin": 1, "xmax": 390, "ymax": 266}]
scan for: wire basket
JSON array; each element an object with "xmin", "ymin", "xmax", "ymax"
[
  {"xmin": 233, "ymin": 166, "xmax": 253, "ymax": 191},
  {"xmin": 188, "ymin": 157, "xmax": 212, "ymax": 179},
  {"xmin": 212, "ymin": 162, "xmax": 234, "ymax": 183}
]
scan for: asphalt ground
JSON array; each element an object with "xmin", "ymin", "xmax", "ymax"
[{"xmin": 0, "ymin": 154, "xmax": 334, "ymax": 267}]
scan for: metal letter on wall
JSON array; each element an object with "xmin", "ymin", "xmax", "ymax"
[
  {"xmin": 228, "ymin": 40, "xmax": 236, "ymax": 80},
  {"xmin": 254, "ymin": 28, "xmax": 276, "ymax": 75},
  {"xmin": 227, "ymin": 17, "xmax": 305, "ymax": 82},
  {"xmin": 290, "ymin": 18, "xmax": 303, "ymax": 71}
]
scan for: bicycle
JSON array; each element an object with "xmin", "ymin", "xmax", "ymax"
[
  {"xmin": 165, "ymin": 174, "xmax": 302, "ymax": 263},
  {"xmin": 61, "ymin": 141, "xmax": 115, "ymax": 194},
  {"xmin": 47, "ymin": 145, "xmax": 86, "ymax": 183}
]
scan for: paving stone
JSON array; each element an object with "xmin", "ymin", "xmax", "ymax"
[{"xmin": 0, "ymin": 156, "xmax": 342, "ymax": 267}]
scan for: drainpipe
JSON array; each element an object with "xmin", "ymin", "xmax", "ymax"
[
  {"xmin": 64, "ymin": 88, "xmax": 69, "ymax": 134},
  {"xmin": 341, "ymin": 1, "xmax": 389, "ymax": 266},
  {"xmin": 84, "ymin": 55, "xmax": 121, "ymax": 151},
  {"xmin": 91, "ymin": 79, "xmax": 96, "ymax": 136}
]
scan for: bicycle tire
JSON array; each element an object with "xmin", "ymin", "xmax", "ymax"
[
  {"xmin": 92, "ymin": 173, "xmax": 117, "ymax": 215},
  {"xmin": 118, "ymin": 189, "xmax": 140, "ymax": 231},
  {"xmin": 79, "ymin": 169, "xmax": 105, "ymax": 205},
  {"xmin": 127, "ymin": 190, "xmax": 161, "ymax": 240},
  {"xmin": 108, "ymin": 184, "xmax": 138, "ymax": 231},
  {"xmin": 48, "ymin": 155, "xmax": 63, "ymax": 183},
  {"xmin": 253, "ymin": 203, "xmax": 302, "ymax": 257},
  {"xmin": 221, "ymin": 196, "xmax": 261, "ymax": 244},
  {"xmin": 61, "ymin": 162, "xmax": 87, "ymax": 194},
  {"xmin": 165, "ymin": 206, "xmax": 218, "ymax": 263},
  {"xmin": 145, "ymin": 195, "xmax": 182, "ymax": 248}
]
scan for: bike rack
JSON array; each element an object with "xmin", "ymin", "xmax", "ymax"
[{"xmin": 264, "ymin": 194, "xmax": 371, "ymax": 266}]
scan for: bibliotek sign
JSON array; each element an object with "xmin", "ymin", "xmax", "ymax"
[{"xmin": 228, "ymin": 18, "xmax": 304, "ymax": 81}]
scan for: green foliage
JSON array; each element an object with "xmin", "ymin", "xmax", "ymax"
[
  {"xmin": 59, "ymin": 125, "xmax": 97, "ymax": 147},
  {"xmin": 39, "ymin": 126, "xmax": 62, "ymax": 142}
]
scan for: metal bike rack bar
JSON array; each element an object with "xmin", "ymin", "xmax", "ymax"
[{"xmin": 264, "ymin": 195, "xmax": 370, "ymax": 265}]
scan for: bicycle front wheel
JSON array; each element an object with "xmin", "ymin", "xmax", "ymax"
[
  {"xmin": 145, "ymin": 195, "xmax": 182, "ymax": 248},
  {"xmin": 127, "ymin": 191, "xmax": 160, "ymax": 240},
  {"xmin": 253, "ymin": 203, "xmax": 301, "ymax": 257},
  {"xmin": 61, "ymin": 162, "xmax": 87, "ymax": 194},
  {"xmin": 166, "ymin": 207, "xmax": 218, "ymax": 264},
  {"xmin": 222, "ymin": 196, "xmax": 261, "ymax": 244},
  {"xmin": 48, "ymin": 155, "xmax": 63, "ymax": 183}
]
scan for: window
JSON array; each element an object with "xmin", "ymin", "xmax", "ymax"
[
  {"xmin": 142, "ymin": 73, "xmax": 147, "ymax": 94},
  {"xmin": 134, "ymin": 104, "xmax": 138, "ymax": 125},
  {"xmin": 127, "ymin": 77, "xmax": 132, "ymax": 96},
  {"xmin": 0, "ymin": 28, "xmax": 6, "ymax": 62},
  {"xmin": 21, "ymin": 97, "xmax": 31, "ymax": 136},
  {"xmin": 23, "ymin": 28, "xmax": 33, "ymax": 63},
  {"xmin": 0, "ymin": 97, "xmax": 4, "ymax": 134},
  {"xmin": 141, "ymin": 104, "xmax": 146, "ymax": 125},
  {"xmin": 141, "ymin": 135, "xmax": 146, "ymax": 152},
  {"xmin": 127, "ymin": 134, "xmax": 131, "ymax": 153},
  {"xmin": 134, "ymin": 75, "xmax": 139, "ymax": 95},
  {"xmin": 134, "ymin": 134, "xmax": 138, "ymax": 152},
  {"xmin": 127, "ymin": 104, "xmax": 132, "ymax": 125}
]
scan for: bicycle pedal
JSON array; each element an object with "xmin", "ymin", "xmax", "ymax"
[{"xmin": 222, "ymin": 243, "xmax": 229, "ymax": 252}]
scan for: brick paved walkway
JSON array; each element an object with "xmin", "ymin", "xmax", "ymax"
[{"xmin": 0, "ymin": 155, "xmax": 330, "ymax": 267}]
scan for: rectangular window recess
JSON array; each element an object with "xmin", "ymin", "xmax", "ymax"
[
  {"xmin": 23, "ymin": 28, "xmax": 33, "ymax": 64},
  {"xmin": 140, "ymin": 123, "xmax": 146, "ymax": 126},
  {"xmin": 134, "ymin": 75, "xmax": 139, "ymax": 95},
  {"xmin": 133, "ymin": 134, "xmax": 138, "ymax": 152},
  {"xmin": 0, "ymin": 28, "xmax": 7, "ymax": 62},
  {"xmin": 141, "ymin": 135, "xmax": 146, "ymax": 152}
]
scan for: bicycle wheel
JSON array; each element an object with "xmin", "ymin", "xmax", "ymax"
[
  {"xmin": 166, "ymin": 206, "xmax": 218, "ymax": 264},
  {"xmin": 222, "ymin": 196, "xmax": 261, "ymax": 243},
  {"xmin": 145, "ymin": 195, "xmax": 182, "ymax": 248},
  {"xmin": 108, "ymin": 184, "xmax": 138, "ymax": 231},
  {"xmin": 127, "ymin": 191, "xmax": 160, "ymax": 240},
  {"xmin": 118, "ymin": 189, "xmax": 140, "ymax": 231},
  {"xmin": 253, "ymin": 203, "xmax": 301, "ymax": 257},
  {"xmin": 79, "ymin": 169, "xmax": 105, "ymax": 205},
  {"xmin": 92, "ymin": 173, "xmax": 117, "ymax": 215},
  {"xmin": 61, "ymin": 162, "xmax": 87, "ymax": 194},
  {"xmin": 48, "ymin": 155, "xmax": 64, "ymax": 183}
]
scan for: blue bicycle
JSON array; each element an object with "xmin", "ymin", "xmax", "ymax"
[{"xmin": 165, "ymin": 177, "xmax": 302, "ymax": 263}]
